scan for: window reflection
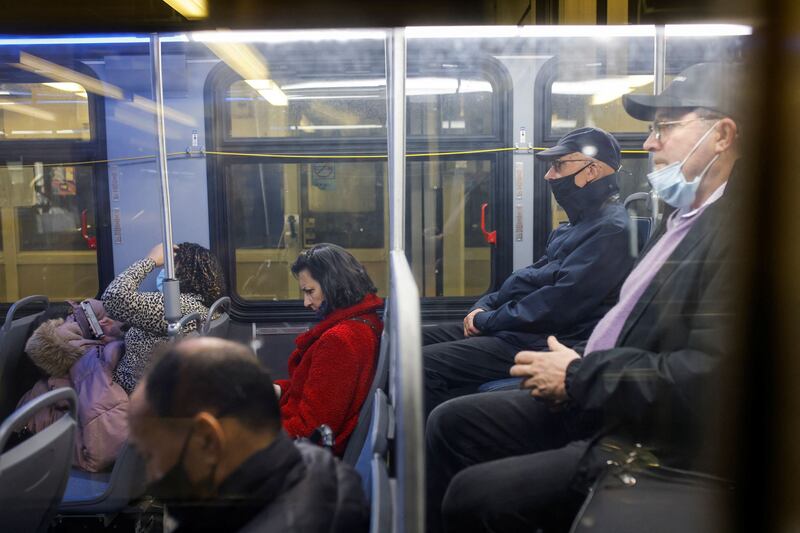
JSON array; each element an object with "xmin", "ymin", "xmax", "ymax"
[
  {"xmin": 227, "ymin": 74, "xmax": 495, "ymax": 138},
  {"xmin": 227, "ymin": 79, "xmax": 386, "ymax": 138},
  {"xmin": 0, "ymin": 82, "xmax": 91, "ymax": 141},
  {"xmin": 550, "ymin": 73, "xmax": 654, "ymax": 136}
]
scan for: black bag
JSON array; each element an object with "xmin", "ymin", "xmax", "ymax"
[{"xmin": 570, "ymin": 441, "xmax": 734, "ymax": 533}]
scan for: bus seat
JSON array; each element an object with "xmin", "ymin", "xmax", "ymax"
[
  {"xmin": 59, "ymin": 441, "xmax": 146, "ymax": 515},
  {"xmin": 369, "ymin": 453, "xmax": 393, "ymax": 533},
  {"xmin": 355, "ymin": 388, "xmax": 393, "ymax": 497},
  {"xmin": 631, "ymin": 216, "xmax": 654, "ymax": 254},
  {"xmin": 0, "ymin": 295, "xmax": 49, "ymax": 421},
  {"xmin": 478, "ymin": 377, "xmax": 523, "ymax": 393},
  {"xmin": 0, "ymin": 387, "xmax": 77, "ymax": 533},
  {"xmin": 624, "ymin": 192, "xmax": 656, "ymax": 255},
  {"xmin": 371, "ymin": 388, "xmax": 393, "ymax": 459},
  {"xmin": 202, "ymin": 296, "xmax": 231, "ymax": 338},
  {"xmin": 343, "ymin": 310, "xmax": 390, "ymax": 467}
]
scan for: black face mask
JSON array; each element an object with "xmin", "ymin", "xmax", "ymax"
[
  {"xmin": 548, "ymin": 165, "xmax": 619, "ymax": 223},
  {"xmin": 147, "ymin": 428, "xmax": 218, "ymax": 505}
]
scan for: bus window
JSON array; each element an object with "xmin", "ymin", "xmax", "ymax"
[
  {"xmin": 404, "ymin": 59, "xmax": 508, "ymax": 299},
  {"xmin": 0, "ymin": 75, "xmax": 101, "ymax": 303},
  {"xmin": 407, "ymin": 159, "xmax": 493, "ymax": 297},
  {"xmin": 226, "ymin": 160, "xmax": 388, "ymax": 300},
  {"xmin": 210, "ymin": 40, "xmax": 508, "ymax": 313}
]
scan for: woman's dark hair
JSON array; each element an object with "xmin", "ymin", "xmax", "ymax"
[
  {"xmin": 175, "ymin": 242, "xmax": 226, "ymax": 307},
  {"xmin": 290, "ymin": 243, "xmax": 377, "ymax": 311}
]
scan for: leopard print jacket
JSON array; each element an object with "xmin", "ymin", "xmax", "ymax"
[{"xmin": 102, "ymin": 258, "xmax": 208, "ymax": 394}]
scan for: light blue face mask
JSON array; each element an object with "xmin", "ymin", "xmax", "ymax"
[
  {"xmin": 647, "ymin": 121, "xmax": 720, "ymax": 209},
  {"xmin": 155, "ymin": 268, "xmax": 166, "ymax": 293}
]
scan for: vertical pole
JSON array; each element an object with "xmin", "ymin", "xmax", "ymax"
[
  {"xmin": 654, "ymin": 25, "xmax": 667, "ymax": 95},
  {"xmin": 650, "ymin": 25, "xmax": 667, "ymax": 221},
  {"xmin": 150, "ymin": 34, "xmax": 181, "ymax": 327},
  {"xmin": 387, "ymin": 28, "xmax": 406, "ymax": 252}
]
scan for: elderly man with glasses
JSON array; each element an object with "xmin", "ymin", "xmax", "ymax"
[
  {"xmin": 422, "ymin": 126, "xmax": 635, "ymax": 417},
  {"xmin": 425, "ymin": 62, "xmax": 743, "ymax": 533}
]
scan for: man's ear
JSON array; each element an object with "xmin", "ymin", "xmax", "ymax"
[
  {"xmin": 585, "ymin": 161, "xmax": 601, "ymax": 183},
  {"xmin": 189, "ymin": 412, "xmax": 226, "ymax": 465},
  {"xmin": 715, "ymin": 118, "xmax": 738, "ymax": 153}
]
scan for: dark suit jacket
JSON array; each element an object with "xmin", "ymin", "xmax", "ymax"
[{"xmin": 565, "ymin": 188, "xmax": 735, "ymax": 469}]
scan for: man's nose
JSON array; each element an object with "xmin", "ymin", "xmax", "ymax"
[
  {"xmin": 643, "ymin": 131, "xmax": 660, "ymax": 152},
  {"xmin": 544, "ymin": 166, "xmax": 557, "ymax": 180}
]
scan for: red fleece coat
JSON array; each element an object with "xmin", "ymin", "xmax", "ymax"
[{"xmin": 274, "ymin": 293, "xmax": 383, "ymax": 456}]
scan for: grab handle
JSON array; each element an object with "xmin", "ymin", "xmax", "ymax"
[{"xmin": 480, "ymin": 203, "xmax": 496, "ymax": 245}]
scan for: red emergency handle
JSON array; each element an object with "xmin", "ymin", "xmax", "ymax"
[
  {"xmin": 480, "ymin": 202, "xmax": 496, "ymax": 245},
  {"xmin": 81, "ymin": 209, "xmax": 97, "ymax": 250}
]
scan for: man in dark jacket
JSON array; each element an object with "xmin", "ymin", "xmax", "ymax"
[
  {"xmin": 423, "ymin": 126, "xmax": 633, "ymax": 415},
  {"xmin": 128, "ymin": 337, "xmax": 368, "ymax": 533},
  {"xmin": 425, "ymin": 62, "xmax": 743, "ymax": 533}
]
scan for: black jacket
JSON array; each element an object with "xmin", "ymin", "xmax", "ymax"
[
  {"xmin": 170, "ymin": 434, "xmax": 369, "ymax": 533},
  {"xmin": 471, "ymin": 194, "xmax": 633, "ymax": 350},
  {"xmin": 565, "ymin": 189, "xmax": 735, "ymax": 470}
]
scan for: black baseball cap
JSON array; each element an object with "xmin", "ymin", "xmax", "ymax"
[
  {"xmin": 623, "ymin": 62, "xmax": 744, "ymax": 121},
  {"xmin": 536, "ymin": 126, "xmax": 621, "ymax": 171}
]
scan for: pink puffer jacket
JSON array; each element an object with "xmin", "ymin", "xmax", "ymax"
[
  {"xmin": 18, "ymin": 321, "xmax": 129, "ymax": 472},
  {"xmin": 69, "ymin": 341, "xmax": 129, "ymax": 471}
]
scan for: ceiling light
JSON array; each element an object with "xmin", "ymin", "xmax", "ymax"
[
  {"xmin": 162, "ymin": 0, "xmax": 207, "ymax": 20},
  {"xmin": 0, "ymin": 34, "xmax": 188, "ymax": 46},
  {"xmin": 17, "ymin": 52, "xmax": 125, "ymax": 100},
  {"xmin": 190, "ymin": 29, "xmax": 386, "ymax": 44},
  {"xmin": 665, "ymin": 24, "xmax": 752, "ymax": 37},
  {"xmin": 205, "ymin": 42, "xmax": 269, "ymax": 80},
  {"xmin": 407, "ymin": 25, "xmax": 656, "ymax": 39}
]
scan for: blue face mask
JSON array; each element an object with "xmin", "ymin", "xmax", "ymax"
[
  {"xmin": 647, "ymin": 121, "xmax": 720, "ymax": 209},
  {"xmin": 156, "ymin": 268, "xmax": 166, "ymax": 293}
]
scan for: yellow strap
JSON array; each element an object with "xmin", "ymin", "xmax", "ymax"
[{"xmin": 14, "ymin": 146, "xmax": 649, "ymax": 168}]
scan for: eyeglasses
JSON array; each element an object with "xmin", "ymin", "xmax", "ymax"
[
  {"xmin": 648, "ymin": 118, "xmax": 714, "ymax": 142},
  {"xmin": 549, "ymin": 159, "xmax": 594, "ymax": 173},
  {"xmin": 549, "ymin": 159, "xmax": 594, "ymax": 174}
]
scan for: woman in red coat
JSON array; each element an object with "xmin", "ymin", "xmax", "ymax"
[{"xmin": 273, "ymin": 243, "xmax": 383, "ymax": 456}]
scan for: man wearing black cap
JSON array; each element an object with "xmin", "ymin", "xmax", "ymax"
[
  {"xmin": 422, "ymin": 126, "xmax": 634, "ymax": 417},
  {"xmin": 425, "ymin": 62, "xmax": 742, "ymax": 533}
]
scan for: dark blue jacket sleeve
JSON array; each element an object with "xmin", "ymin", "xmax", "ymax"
[
  {"xmin": 472, "ymin": 222, "xmax": 630, "ymax": 334},
  {"xmin": 471, "ymin": 253, "xmax": 551, "ymax": 312}
]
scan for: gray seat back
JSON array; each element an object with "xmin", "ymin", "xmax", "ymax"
[
  {"xmin": 343, "ymin": 304, "xmax": 389, "ymax": 466},
  {"xmin": 0, "ymin": 387, "xmax": 77, "ymax": 533},
  {"xmin": 624, "ymin": 192, "xmax": 657, "ymax": 256},
  {"xmin": 354, "ymin": 388, "xmax": 392, "ymax": 496},
  {"xmin": 202, "ymin": 296, "xmax": 231, "ymax": 338},
  {"xmin": 0, "ymin": 295, "xmax": 49, "ymax": 421},
  {"xmin": 369, "ymin": 453, "xmax": 393, "ymax": 533},
  {"xmin": 60, "ymin": 441, "xmax": 147, "ymax": 514}
]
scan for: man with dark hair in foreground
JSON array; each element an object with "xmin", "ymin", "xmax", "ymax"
[{"xmin": 128, "ymin": 337, "xmax": 368, "ymax": 533}]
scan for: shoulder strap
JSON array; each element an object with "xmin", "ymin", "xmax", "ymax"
[{"xmin": 348, "ymin": 316, "xmax": 379, "ymax": 338}]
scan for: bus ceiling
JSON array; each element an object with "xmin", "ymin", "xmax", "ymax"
[{"xmin": 0, "ymin": 0, "xmax": 762, "ymax": 34}]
